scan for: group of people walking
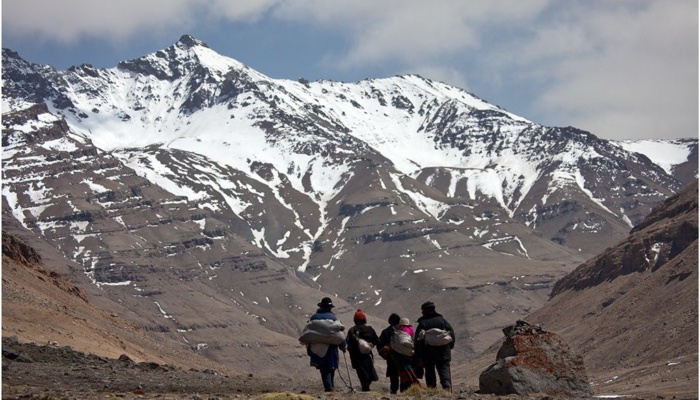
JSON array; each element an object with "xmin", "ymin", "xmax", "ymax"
[{"xmin": 305, "ymin": 297, "xmax": 455, "ymax": 393}]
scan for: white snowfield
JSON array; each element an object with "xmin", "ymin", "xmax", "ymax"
[{"xmin": 2, "ymin": 37, "xmax": 693, "ymax": 279}]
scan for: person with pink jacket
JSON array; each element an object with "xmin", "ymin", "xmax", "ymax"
[
  {"xmin": 398, "ymin": 317, "xmax": 415, "ymax": 337},
  {"xmin": 394, "ymin": 317, "xmax": 420, "ymax": 391}
]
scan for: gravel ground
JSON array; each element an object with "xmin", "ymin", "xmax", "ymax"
[
  {"xmin": 3, "ymin": 337, "xmax": 692, "ymax": 400},
  {"xmin": 2, "ymin": 337, "xmax": 311, "ymax": 400},
  {"xmin": 1, "ymin": 337, "xmax": 476, "ymax": 400}
]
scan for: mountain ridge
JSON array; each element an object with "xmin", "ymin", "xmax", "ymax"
[{"xmin": 2, "ymin": 35, "xmax": 697, "ymax": 380}]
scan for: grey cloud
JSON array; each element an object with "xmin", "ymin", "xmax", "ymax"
[
  {"xmin": 206, "ymin": 0, "xmax": 283, "ymax": 22},
  {"xmin": 522, "ymin": 1, "xmax": 698, "ymax": 139},
  {"xmin": 3, "ymin": 0, "xmax": 286, "ymax": 45},
  {"xmin": 294, "ymin": 0, "xmax": 697, "ymax": 140},
  {"xmin": 3, "ymin": 0, "xmax": 197, "ymax": 43},
  {"xmin": 272, "ymin": 0, "xmax": 550, "ymax": 68}
]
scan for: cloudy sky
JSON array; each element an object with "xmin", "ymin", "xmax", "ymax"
[{"xmin": 2, "ymin": 0, "xmax": 698, "ymax": 140}]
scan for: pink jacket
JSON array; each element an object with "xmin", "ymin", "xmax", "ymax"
[{"xmin": 398, "ymin": 325, "xmax": 414, "ymax": 337}]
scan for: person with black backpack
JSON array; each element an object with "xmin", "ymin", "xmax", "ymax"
[
  {"xmin": 414, "ymin": 301, "xmax": 455, "ymax": 391},
  {"xmin": 377, "ymin": 313, "xmax": 401, "ymax": 394},
  {"xmin": 346, "ymin": 309, "xmax": 379, "ymax": 391}
]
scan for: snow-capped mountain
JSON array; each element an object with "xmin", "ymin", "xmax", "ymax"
[{"xmin": 2, "ymin": 35, "xmax": 696, "ymax": 376}]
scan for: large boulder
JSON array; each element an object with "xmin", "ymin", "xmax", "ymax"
[{"xmin": 479, "ymin": 320, "xmax": 592, "ymax": 397}]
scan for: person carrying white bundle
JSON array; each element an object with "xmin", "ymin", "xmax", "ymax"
[
  {"xmin": 300, "ymin": 297, "xmax": 347, "ymax": 392},
  {"xmin": 391, "ymin": 317, "xmax": 421, "ymax": 391},
  {"xmin": 346, "ymin": 309, "xmax": 379, "ymax": 391},
  {"xmin": 414, "ymin": 301, "xmax": 455, "ymax": 392}
]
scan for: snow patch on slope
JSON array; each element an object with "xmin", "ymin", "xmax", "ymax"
[{"xmin": 616, "ymin": 139, "xmax": 693, "ymax": 175}]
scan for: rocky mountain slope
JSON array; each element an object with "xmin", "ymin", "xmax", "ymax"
[
  {"xmin": 2, "ymin": 231, "xmax": 321, "ymax": 398},
  {"xmin": 533, "ymin": 180, "xmax": 698, "ymax": 396},
  {"xmin": 461, "ymin": 180, "xmax": 698, "ymax": 398},
  {"xmin": 2, "ymin": 34, "xmax": 696, "ymax": 379},
  {"xmin": 3, "ymin": 183, "xmax": 695, "ymax": 398},
  {"xmin": 1, "ymin": 229, "xmax": 235, "ymax": 372}
]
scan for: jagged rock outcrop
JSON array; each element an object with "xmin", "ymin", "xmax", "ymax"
[
  {"xmin": 2, "ymin": 230, "xmax": 87, "ymax": 302},
  {"xmin": 550, "ymin": 180, "xmax": 698, "ymax": 296},
  {"xmin": 2, "ymin": 229, "xmax": 42, "ymax": 265},
  {"xmin": 479, "ymin": 320, "xmax": 592, "ymax": 397}
]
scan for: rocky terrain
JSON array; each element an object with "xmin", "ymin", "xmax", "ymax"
[
  {"xmin": 3, "ymin": 180, "xmax": 697, "ymax": 399},
  {"xmin": 1, "ymin": 35, "xmax": 698, "ymax": 399},
  {"xmin": 2, "ymin": 337, "xmax": 277, "ymax": 399},
  {"xmin": 0, "ymin": 338, "xmax": 688, "ymax": 400},
  {"xmin": 462, "ymin": 180, "xmax": 698, "ymax": 398}
]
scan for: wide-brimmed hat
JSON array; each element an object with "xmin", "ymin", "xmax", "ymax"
[{"xmin": 317, "ymin": 297, "xmax": 335, "ymax": 309}]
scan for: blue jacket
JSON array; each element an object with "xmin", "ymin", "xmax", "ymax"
[{"xmin": 308, "ymin": 309, "xmax": 347, "ymax": 369}]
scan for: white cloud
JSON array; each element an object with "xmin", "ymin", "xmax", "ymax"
[
  {"xmin": 330, "ymin": 5, "xmax": 480, "ymax": 68},
  {"xmin": 3, "ymin": 0, "xmax": 197, "ymax": 44},
  {"xmin": 206, "ymin": 0, "xmax": 283, "ymax": 22},
  {"xmin": 3, "ymin": 0, "xmax": 696, "ymax": 140},
  {"xmin": 272, "ymin": 0, "xmax": 550, "ymax": 68},
  {"xmin": 514, "ymin": 1, "xmax": 698, "ymax": 139}
]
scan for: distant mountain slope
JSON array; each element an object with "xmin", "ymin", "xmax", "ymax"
[
  {"xmin": 616, "ymin": 139, "xmax": 698, "ymax": 187},
  {"xmin": 1, "ymin": 229, "xmax": 237, "ymax": 374},
  {"xmin": 2, "ymin": 35, "xmax": 696, "ymax": 377},
  {"xmin": 527, "ymin": 180, "xmax": 698, "ymax": 396},
  {"xmin": 2, "ymin": 36, "xmax": 688, "ymax": 261}
]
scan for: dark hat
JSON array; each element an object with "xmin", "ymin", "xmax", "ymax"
[
  {"xmin": 354, "ymin": 309, "xmax": 366, "ymax": 322},
  {"xmin": 317, "ymin": 297, "xmax": 335, "ymax": 309},
  {"xmin": 421, "ymin": 301, "xmax": 436, "ymax": 311},
  {"xmin": 388, "ymin": 313, "xmax": 401, "ymax": 325}
]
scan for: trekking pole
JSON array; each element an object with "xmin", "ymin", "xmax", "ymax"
[
  {"xmin": 342, "ymin": 350, "xmax": 355, "ymax": 393},
  {"xmin": 448, "ymin": 363, "xmax": 453, "ymax": 394}
]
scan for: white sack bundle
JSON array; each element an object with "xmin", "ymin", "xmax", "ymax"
[
  {"xmin": 299, "ymin": 319, "xmax": 345, "ymax": 346},
  {"xmin": 424, "ymin": 328, "xmax": 452, "ymax": 346}
]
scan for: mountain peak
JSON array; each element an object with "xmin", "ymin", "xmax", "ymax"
[
  {"xmin": 114, "ymin": 34, "xmax": 215, "ymax": 81},
  {"xmin": 177, "ymin": 34, "xmax": 209, "ymax": 49}
]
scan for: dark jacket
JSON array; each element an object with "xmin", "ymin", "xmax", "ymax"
[
  {"xmin": 414, "ymin": 312, "xmax": 455, "ymax": 362},
  {"xmin": 347, "ymin": 323, "xmax": 379, "ymax": 368},
  {"xmin": 378, "ymin": 324, "xmax": 398, "ymax": 375},
  {"xmin": 378, "ymin": 325, "xmax": 396, "ymax": 354}
]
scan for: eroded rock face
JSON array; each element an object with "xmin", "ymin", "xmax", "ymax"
[{"xmin": 479, "ymin": 320, "xmax": 591, "ymax": 397}]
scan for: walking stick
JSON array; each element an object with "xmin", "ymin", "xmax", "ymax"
[
  {"xmin": 448, "ymin": 363, "xmax": 453, "ymax": 394},
  {"xmin": 342, "ymin": 350, "xmax": 355, "ymax": 393}
]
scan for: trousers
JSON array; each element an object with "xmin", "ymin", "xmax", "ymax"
[
  {"xmin": 423, "ymin": 360, "xmax": 451, "ymax": 390},
  {"xmin": 319, "ymin": 366, "xmax": 336, "ymax": 392}
]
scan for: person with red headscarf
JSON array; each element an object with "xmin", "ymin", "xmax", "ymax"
[{"xmin": 346, "ymin": 309, "xmax": 379, "ymax": 391}]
